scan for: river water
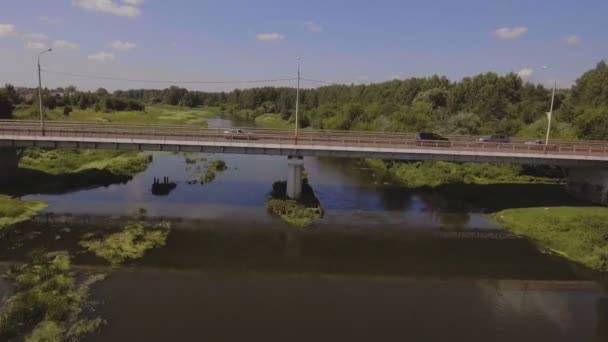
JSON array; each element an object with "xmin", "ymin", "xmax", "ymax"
[{"xmin": 2, "ymin": 117, "xmax": 607, "ymax": 341}]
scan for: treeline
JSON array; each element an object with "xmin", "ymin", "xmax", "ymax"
[
  {"xmin": 3, "ymin": 61, "xmax": 608, "ymax": 139},
  {"xmin": 7, "ymin": 85, "xmax": 145, "ymax": 114}
]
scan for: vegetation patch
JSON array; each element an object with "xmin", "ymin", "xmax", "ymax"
[
  {"xmin": 79, "ymin": 221, "xmax": 171, "ymax": 266},
  {"xmin": 267, "ymin": 179, "xmax": 323, "ymax": 227},
  {"xmin": 15, "ymin": 104, "xmax": 214, "ymax": 127},
  {"xmin": 202, "ymin": 170, "xmax": 216, "ymax": 183},
  {"xmin": 0, "ymin": 251, "xmax": 105, "ymax": 341},
  {"xmin": 254, "ymin": 114, "xmax": 291, "ymax": 128},
  {"xmin": 19, "ymin": 149, "xmax": 149, "ymax": 177},
  {"xmin": 366, "ymin": 160, "xmax": 562, "ymax": 188},
  {"xmin": 208, "ymin": 159, "xmax": 227, "ymax": 172},
  {"xmin": 493, "ymin": 207, "xmax": 608, "ymax": 272},
  {"xmin": 0, "ymin": 195, "xmax": 47, "ymax": 233}
]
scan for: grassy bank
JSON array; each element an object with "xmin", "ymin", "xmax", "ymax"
[
  {"xmin": 19, "ymin": 149, "xmax": 149, "ymax": 177},
  {"xmin": 15, "ymin": 104, "xmax": 217, "ymax": 126},
  {"xmin": 0, "ymin": 196, "xmax": 47, "ymax": 232},
  {"xmin": 366, "ymin": 159, "xmax": 562, "ymax": 188},
  {"xmin": 254, "ymin": 114, "xmax": 291, "ymax": 128},
  {"xmin": 267, "ymin": 180, "xmax": 323, "ymax": 227},
  {"xmin": 0, "ymin": 252, "xmax": 104, "ymax": 341},
  {"xmin": 493, "ymin": 207, "xmax": 608, "ymax": 272}
]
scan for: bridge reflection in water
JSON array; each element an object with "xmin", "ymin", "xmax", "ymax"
[{"xmin": 1, "ymin": 215, "xmax": 605, "ymax": 341}]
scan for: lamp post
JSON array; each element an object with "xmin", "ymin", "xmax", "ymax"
[
  {"xmin": 540, "ymin": 65, "xmax": 556, "ymax": 146},
  {"xmin": 546, "ymin": 80, "xmax": 556, "ymax": 146},
  {"xmin": 38, "ymin": 48, "xmax": 52, "ymax": 134},
  {"xmin": 295, "ymin": 57, "xmax": 300, "ymax": 140}
]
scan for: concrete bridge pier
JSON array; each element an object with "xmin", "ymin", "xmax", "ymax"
[
  {"xmin": 566, "ymin": 168, "xmax": 608, "ymax": 206},
  {"xmin": 286, "ymin": 156, "xmax": 304, "ymax": 199}
]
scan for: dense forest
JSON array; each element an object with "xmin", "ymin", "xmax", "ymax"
[{"xmin": 2, "ymin": 61, "xmax": 607, "ymax": 139}]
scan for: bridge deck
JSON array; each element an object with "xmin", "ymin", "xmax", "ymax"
[{"xmin": 1, "ymin": 120, "xmax": 608, "ymax": 167}]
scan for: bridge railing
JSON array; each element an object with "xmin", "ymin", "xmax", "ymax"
[
  {"xmin": 1, "ymin": 120, "xmax": 608, "ymax": 158},
  {"xmin": 4, "ymin": 119, "xmax": 608, "ymax": 147}
]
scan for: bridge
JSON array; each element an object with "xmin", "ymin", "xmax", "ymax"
[{"xmin": 1, "ymin": 120, "xmax": 608, "ymax": 204}]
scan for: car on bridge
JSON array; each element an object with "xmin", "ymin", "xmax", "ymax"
[
  {"xmin": 525, "ymin": 138, "xmax": 544, "ymax": 145},
  {"xmin": 479, "ymin": 134, "xmax": 510, "ymax": 143},
  {"xmin": 223, "ymin": 129, "xmax": 258, "ymax": 140},
  {"xmin": 415, "ymin": 132, "xmax": 451, "ymax": 147}
]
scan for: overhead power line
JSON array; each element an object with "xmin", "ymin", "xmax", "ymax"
[
  {"xmin": 300, "ymin": 78, "xmax": 341, "ymax": 85},
  {"xmin": 41, "ymin": 69, "xmax": 298, "ymax": 85}
]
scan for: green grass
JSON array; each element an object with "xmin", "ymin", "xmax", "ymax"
[
  {"xmin": 254, "ymin": 114, "xmax": 291, "ymax": 128},
  {"xmin": 79, "ymin": 221, "xmax": 171, "ymax": 266},
  {"xmin": 0, "ymin": 195, "xmax": 47, "ymax": 232},
  {"xmin": 15, "ymin": 104, "xmax": 219, "ymax": 126},
  {"xmin": 0, "ymin": 252, "xmax": 105, "ymax": 341},
  {"xmin": 493, "ymin": 207, "xmax": 608, "ymax": 272},
  {"xmin": 367, "ymin": 160, "xmax": 562, "ymax": 188},
  {"xmin": 267, "ymin": 199, "xmax": 322, "ymax": 227},
  {"xmin": 19, "ymin": 149, "xmax": 149, "ymax": 176}
]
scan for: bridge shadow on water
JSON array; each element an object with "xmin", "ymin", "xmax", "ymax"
[{"xmin": 0, "ymin": 214, "xmax": 588, "ymax": 282}]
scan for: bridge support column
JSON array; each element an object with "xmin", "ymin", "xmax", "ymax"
[
  {"xmin": 566, "ymin": 168, "xmax": 608, "ymax": 206},
  {"xmin": 0, "ymin": 147, "xmax": 19, "ymax": 183},
  {"xmin": 286, "ymin": 156, "xmax": 304, "ymax": 199}
]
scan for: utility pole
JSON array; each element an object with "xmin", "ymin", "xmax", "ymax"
[
  {"xmin": 38, "ymin": 48, "xmax": 52, "ymax": 135},
  {"xmin": 295, "ymin": 57, "xmax": 300, "ymax": 140},
  {"xmin": 546, "ymin": 80, "xmax": 556, "ymax": 146}
]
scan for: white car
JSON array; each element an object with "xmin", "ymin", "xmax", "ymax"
[
  {"xmin": 223, "ymin": 129, "xmax": 257, "ymax": 140},
  {"xmin": 524, "ymin": 139, "xmax": 544, "ymax": 145}
]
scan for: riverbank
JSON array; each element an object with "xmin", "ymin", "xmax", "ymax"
[
  {"xmin": 493, "ymin": 207, "xmax": 608, "ymax": 273},
  {"xmin": 0, "ymin": 252, "xmax": 105, "ymax": 341},
  {"xmin": 366, "ymin": 159, "xmax": 563, "ymax": 188},
  {"xmin": 0, "ymin": 196, "xmax": 46, "ymax": 233},
  {"xmin": 14, "ymin": 104, "xmax": 216, "ymax": 126},
  {"xmin": 19, "ymin": 149, "xmax": 149, "ymax": 177}
]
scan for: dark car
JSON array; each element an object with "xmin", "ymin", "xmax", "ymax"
[
  {"xmin": 415, "ymin": 132, "xmax": 451, "ymax": 147},
  {"xmin": 479, "ymin": 134, "xmax": 510, "ymax": 143}
]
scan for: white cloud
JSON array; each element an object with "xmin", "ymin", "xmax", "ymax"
[
  {"xmin": 24, "ymin": 41, "xmax": 48, "ymax": 51},
  {"xmin": 256, "ymin": 33, "xmax": 284, "ymax": 41},
  {"xmin": 73, "ymin": 0, "xmax": 141, "ymax": 17},
  {"xmin": 22, "ymin": 33, "xmax": 48, "ymax": 40},
  {"xmin": 304, "ymin": 21, "xmax": 323, "ymax": 33},
  {"xmin": 88, "ymin": 51, "xmax": 115, "ymax": 62},
  {"xmin": 0, "ymin": 24, "xmax": 17, "ymax": 38},
  {"xmin": 110, "ymin": 40, "xmax": 136, "ymax": 50},
  {"xmin": 39, "ymin": 16, "xmax": 63, "ymax": 25},
  {"xmin": 123, "ymin": 0, "xmax": 144, "ymax": 4},
  {"xmin": 53, "ymin": 40, "xmax": 80, "ymax": 50},
  {"xmin": 494, "ymin": 26, "xmax": 528, "ymax": 39},
  {"xmin": 517, "ymin": 67, "xmax": 534, "ymax": 80},
  {"xmin": 563, "ymin": 34, "xmax": 581, "ymax": 45}
]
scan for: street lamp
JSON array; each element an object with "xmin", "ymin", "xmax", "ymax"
[
  {"xmin": 38, "ymin": 48, "xmax": 52, "ymax": 134},
  {"xmin": 546, "ymin": 81, "xmax": 556, "ymax": 146},
  {"xmin": 541, "ymin": 66, "xmax": 556, "ymax": 146},
  {"xmin": 295, "ymin": 57, "xmax": 301, "ymax": 140}
]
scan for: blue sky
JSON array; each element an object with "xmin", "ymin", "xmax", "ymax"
[{"xmin": 1, "ymin": 0, "xmax": 607, "ymax": 90}]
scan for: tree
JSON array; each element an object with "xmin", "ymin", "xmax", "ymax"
[
  {"xmin": 96, "ymin": 87, "xmax": 109, "ymax": 97},
  {"xmin": 3, "ymin": 84, "xmax": 21, "ymax": 105},
  {"xmin": 180, "ymin": 93, "xmax": 195, "ymax": 107},
  {"xmin": 63, "ymin": 105, "xmax": 73, "ymax": 116},
  {"xmin": 574, "ymin": 106, "xmax": 608, "ymax": 140},
  {"xmin": 571, "ymin": 61, "xmax": 608, "ymax": 108},
  {"xmin": 0, "ymin": 92, "xmax": 15, "ymax": 119}
]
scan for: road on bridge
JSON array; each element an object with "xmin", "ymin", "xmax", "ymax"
[{"xmin": 1, "ymin": 120, "xmax": 608, "ymax": 165}]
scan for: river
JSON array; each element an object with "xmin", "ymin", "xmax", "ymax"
[{"xmin": 1, "ymin": 117, "xmax": 606, "ymax": 341}]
